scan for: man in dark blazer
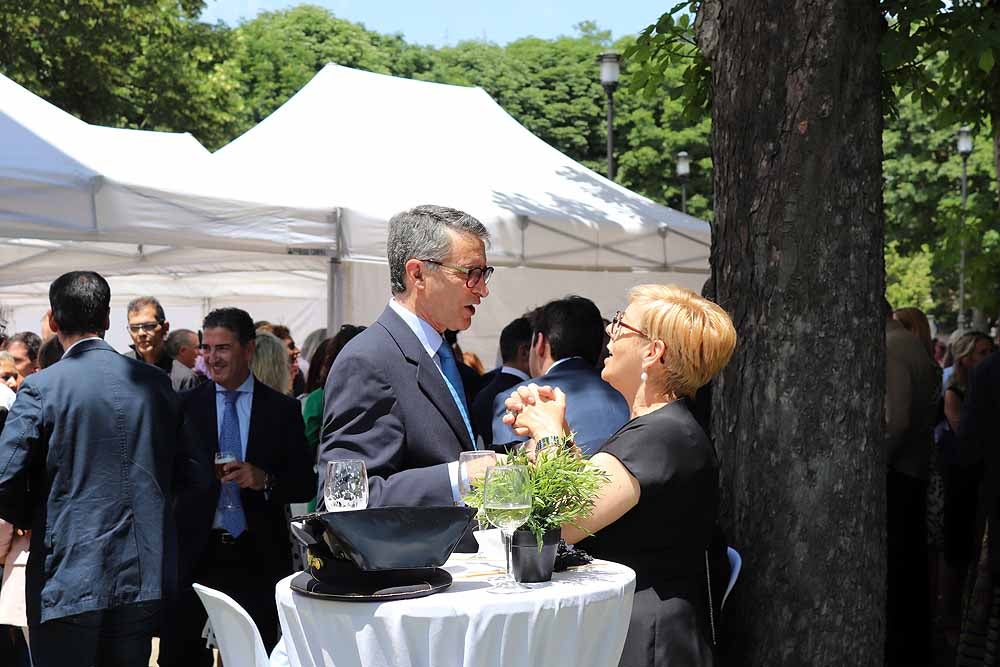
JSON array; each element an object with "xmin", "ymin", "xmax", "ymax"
[
  {"xmin": 320, "ymin": 205, "xmax": 495, "ymax": 522},
  {"xmin": 470, "ymin": 315, "xmax": 532, "ymax": 447},
  {"xmin": 158, "ymin": 307, "xmax": 315, "ymax": 666},
  {"xmin": 491, "ymin": 296, "xmax": 630, "ymax": 455},
  {"xmin": 0, "ymin": 271, "xmax": 200, "ymax": 667}
]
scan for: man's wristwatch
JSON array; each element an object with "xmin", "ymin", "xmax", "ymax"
[{"xmin": 535, "ymin": 434, "xmax": 566, "ymax": 451}]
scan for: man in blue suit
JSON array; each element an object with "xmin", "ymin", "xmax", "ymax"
[
  {"xmin": 319, "ymin": 205, "xmax": 495, "ymax": 524},
  {"xmin": 158, "ymin": 307, "xmax": 315, "ymax": 666},
  {"xmin": 491, "ymin": 296, "xmax": 629, "ymax": 455},
  {"xmin": 470, "ymin": 315, "xmax": 532, "ymax": 447},
  {"xmin": 0, "ymin": 271, "xmax": 202, "ymax": 667}
]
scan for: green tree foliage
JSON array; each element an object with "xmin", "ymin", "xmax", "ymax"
[
  {"xmin": 884, "ymin": 89, "xmax": 999, "ymax": 322},
  {"xmin": 0, "ymin": 0, "xmax": 244, "ymax": 148},
  {"xmin": 226, "ymin": 5, "xmax": 434, "ymax": 130},
  {"xmin": 885, "ymin": 241, "xmax": 936, "ymax": 311}
]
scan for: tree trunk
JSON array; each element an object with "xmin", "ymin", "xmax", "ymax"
[{"xmin": 702, "ymin": 1, "xmax": 886, "ymax": 664}]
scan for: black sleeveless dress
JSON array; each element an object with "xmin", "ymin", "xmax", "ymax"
[{"xmin": 579, "ymin": 398, "xmax": 728, "ymax": 667}]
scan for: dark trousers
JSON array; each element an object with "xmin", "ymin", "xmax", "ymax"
[
  {"xmin": 886, "ymin": 469, "xmax": 930, "ymax": 666},
  {"xmin": 28, "ymin": 601, "xmax": 160, "ymax": 667},
  {"xmin": 158, "ymin": 532, "xmax": 283, "ymax": 667}
]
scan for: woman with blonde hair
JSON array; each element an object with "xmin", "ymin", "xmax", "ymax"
[
  {"xmin": 251, "ymin": 331, "xmax": 292, "ymax": 395},
  {"xmin": 894, "ymin": 307, "xmax": 935, "ymax": 360},
  {"xmin": 505, "ymin": 284, "xmax": 737, "ymax": 667}
]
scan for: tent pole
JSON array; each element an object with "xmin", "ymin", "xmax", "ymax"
[
  {"xmin": 326, "ymin": 208, "xmax": 344, "ymax": 336},
  {"xmin": 326, "ymin": 257, "xmax": 343, "ymax": 335}
]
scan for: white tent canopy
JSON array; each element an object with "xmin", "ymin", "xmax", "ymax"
[
  {"xmin": 0, "ymin": 66, "xmax": 711, "ymax": 360},
  {"xmin": 214, "ymin": 64, "xmax": 710, "ymax": 274},
  {"xmin": 0, "ymin": 70, "xmax": 336, "ymax": 261}
]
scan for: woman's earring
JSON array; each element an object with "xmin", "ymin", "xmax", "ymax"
[{"xmin": 640, "ymin": 371, "xmax": 648, "ymax": 383}]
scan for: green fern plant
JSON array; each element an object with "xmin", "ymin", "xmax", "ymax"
[{"xmin": 464, "ymin": 442, "xmax": 608, "ymax": 546}]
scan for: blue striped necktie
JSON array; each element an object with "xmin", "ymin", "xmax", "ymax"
[
  {"xmin": 217, "ymin": 390, "xmax": 247, "ymax": 537},
  {"xmin": 436, "ymin": 341, "xmax": 476, "ymax": 448}
]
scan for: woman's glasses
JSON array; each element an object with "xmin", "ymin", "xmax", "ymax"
[{"xmin": 610, "ymin": 311, "xmax": 648, "ymax": 339}]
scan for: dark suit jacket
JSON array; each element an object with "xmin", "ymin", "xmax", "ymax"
[
  {"xmin": 490, "ymin": 357, "xmax": 630, "ymax": 455},
  {"xmin": 175, "ymin": 377, "xmax": 315, "ymax": 584},
  {"xmin": 470, "ymin": 370, "xmax": 525, "ymax": 445},
  {"xmin": 320, "ymin": 306, "xmax": 475, "ymax": 508},
  {"xmin": 0, "ymin": 339, "xmax": 199, "ymax": 625},
  {"xmin": 959, "ymin": 351, "xmax": 1000, "ymax": 571}
]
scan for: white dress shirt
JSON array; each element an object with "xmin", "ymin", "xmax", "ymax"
[{"xmin": 212, "ymin": 372, "xmax": 255, "ymax": 528}]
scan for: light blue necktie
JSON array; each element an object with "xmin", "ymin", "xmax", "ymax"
[
  {"xmin": 436, "ymin": 341, "xmax": 476, "ymax": 448},
  {"xmin": 217, "ymin": 390, "xmax": 247, "ymax": 537}
]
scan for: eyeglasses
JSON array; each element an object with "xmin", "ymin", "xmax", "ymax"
[
  {"xmin": 421, "ymin": 260, "xmax": 494, "ymax": 289},
  {"xmin": 610, "ymin": 311, "xmax": 649, "ymax": 339},
  {"xmin": 127, "ymin": 322, "xmax": 161, "ymax": 333}
]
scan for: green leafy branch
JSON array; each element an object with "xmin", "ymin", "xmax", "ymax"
[{"xmin": 464, "ymin": 444, "xmax": 609, "ymax": 546}]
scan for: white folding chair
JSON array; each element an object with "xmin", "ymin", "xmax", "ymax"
[
  {"xmin": 722, "ymin": 546, "xmax": 742, "ymax": 610},
  {"xmin": 192, "ymin": 583, "xmax": 272, "ymax": 667}
]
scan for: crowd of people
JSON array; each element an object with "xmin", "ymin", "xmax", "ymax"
[
  {"xmin": 0, "ymin": 204, "xmax": 740, "ymax": 667},
  {"xmin": 885, "ymin": 304, "xmax": 1000, "ymax": 666}
]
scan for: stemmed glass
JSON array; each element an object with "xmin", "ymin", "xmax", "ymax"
[
  {"xmin": 482, "ymin": 465, "xmax": 532, "ymax": 592},
  {"xmin": 324, "ymin": 460, "xmax": 369, "ymax": 512}
]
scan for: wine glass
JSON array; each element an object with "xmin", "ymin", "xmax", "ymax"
[
  {"xmin": 324, "ymin": 460, "xmax": 369, "ymax": 512},
  {"xmin": 482, "ymin": 465, "xmax": 532, "ymax": 592},
  {"xmin": 214, "ymin": 451, "xmax": 239, "ymax": 510}
]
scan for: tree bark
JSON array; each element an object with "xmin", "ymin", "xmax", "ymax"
[{"xmin": 703, "ymin": 1, "xmax": 886, "ymax": 664}]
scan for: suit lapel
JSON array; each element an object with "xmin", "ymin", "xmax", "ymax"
[{"xmin": 377, "ymin": 307, "xmax": 473, "ymax": 451}]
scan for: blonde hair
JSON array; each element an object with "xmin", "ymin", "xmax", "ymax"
[
  {"xmin": 251, "ymin": 331, "xmax": 292, "ymax": 395},
  {"xmin": 628, "ymin": 284, "xmax": 737, "ymax": 398}
]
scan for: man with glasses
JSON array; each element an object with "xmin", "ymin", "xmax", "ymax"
[
  {"xmin": 124, "ymin": 296, "xmax": 198, "ymax": 392},
  {"xmin": 490, "ymin": 296, "xmax": 629, "ymax": 455},
  {"xmin": 318, "ymin": 205, "xmax": 494, "ymax": 547}
]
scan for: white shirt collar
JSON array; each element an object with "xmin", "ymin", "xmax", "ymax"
[
  {"xmin": 388, "ymin": 298, "xmax": 444, "ymax": 359},
  {"xmin": 0, "ymin": 383, "xmax": 14, "ymax": 410},
  {"xmin": 546, "ymin": 356, "xmax": 583, "ymax": 375},
  {"xmin": 215, "ymin": 372, "xmax": 255, "ymax": 396},
  {"xmin": 61, "ymin": 336, "xmax": 103, "ymax": 358},
  {"xmin": 500, "ymin": 365, "xmax": 530, "ymax": 382}
]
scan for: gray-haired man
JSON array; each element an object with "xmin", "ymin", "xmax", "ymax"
[
  {"xmin": 318, "ymin": 205, "xmax": 494, "ymax": 534},
  {"xmin": 124, "ymin": 297, "xmax": 198, "ymax": 392}
]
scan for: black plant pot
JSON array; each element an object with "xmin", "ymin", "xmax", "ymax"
[{"xmin": 510, "ymin": 528, "xmax": 560, "ymax": 583}]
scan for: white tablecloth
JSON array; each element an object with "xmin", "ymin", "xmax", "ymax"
[{"xmin": 275, "ymin": 553, "xmax": 636, "ymax": 667}]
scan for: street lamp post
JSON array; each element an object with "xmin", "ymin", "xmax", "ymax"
[
  {"xmin": 676, "ymin": 151, "xmax": 691, "ymax": 214},
  {"xmin": 957, "ymin": 126, "xmax": 973, "ymax": 330},
  {"xmin": 598, "ymin": 52, "xmax": 621, "ymax": 180}
]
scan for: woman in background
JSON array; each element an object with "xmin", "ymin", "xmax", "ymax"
[
  {"xmin": 302, "ymin": 326, "xmax": 366, "ymax": 457},
  {"xmin": 251, "ymin": 331, "xmax": 293, "ymax": 395}
]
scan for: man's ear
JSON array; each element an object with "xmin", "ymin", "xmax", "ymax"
[
  {"xmin": 162, "ymin": 320, "xmax": 170, "ymax": 336},
  {"xmin": 404, "ymin": 258, "xmax": 425, "ymax": 291},
  {"xmin": 533, "ymin": 332, "xmax": 548, "ymax": 356},
  {"xmin": 47, "ymin": 310, "xmax": 60, "ymax": 334}
]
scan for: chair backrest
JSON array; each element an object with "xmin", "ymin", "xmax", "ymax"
[
  {"xmin": 192, "ymin": 583, "xmax": 272, "ymax": 667},
  {"xmin": 722, "ymin": 546, "xmax": 742, "ymax": 609}
]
